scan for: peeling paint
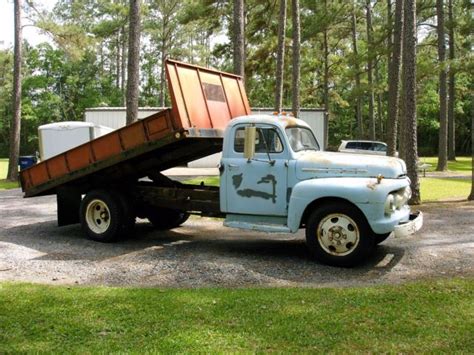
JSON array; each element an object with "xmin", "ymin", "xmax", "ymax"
[
  {"xmin": 237, "ymin": 189, "xmax": 275, "ymax": 201},
  {"xmin": 236, "ymin": 174, "xmax": 277, "ymax": 203},
  {"xmin": 366, "ymin": 181, "xmax": 377, "ymax": 190},
  {"xmin": 232, "ymin": 173, "xmax": 243, "ymax": 189},
  {"xmin": 257, "ymin": 174, "xmax": 276, "ymax": 185}
]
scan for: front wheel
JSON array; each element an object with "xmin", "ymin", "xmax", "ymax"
[{"xmin": 305, "ymin": 202, "xmax": 375, "ymax": 267}]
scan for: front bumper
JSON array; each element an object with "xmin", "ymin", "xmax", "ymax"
[{"xmin": 394, "ymin": 211, "xmax": 423, "ymax": 237}]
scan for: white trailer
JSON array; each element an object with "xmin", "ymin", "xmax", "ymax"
[{"xmin": 38, "ymin": 121, "xmax": 113, "ymax": 160}]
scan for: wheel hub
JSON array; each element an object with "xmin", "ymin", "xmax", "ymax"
[
  {"xmin": 317, "ymin": 214, "xmax": 360, "ymax": 256},
  {"xmin": 85, "ymin": 199, "xmax": 111, "ymax": 234}
]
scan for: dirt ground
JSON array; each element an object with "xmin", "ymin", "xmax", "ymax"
[{"xmin": 0, "ymin": 188, "xmax": 473, "ymax": 287}]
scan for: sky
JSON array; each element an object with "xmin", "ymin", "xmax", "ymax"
[{"xmin": 0, "ymin": 0, "xmax": 56, "ymax": 49}]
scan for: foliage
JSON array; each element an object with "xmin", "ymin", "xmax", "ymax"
[
  {"xmin": 1, "ymin": 279, "xmax": 473, "ymax": 352},
  {"xmin": 0, "ymin": 0, "xmax": 472, "ymax": 157}
]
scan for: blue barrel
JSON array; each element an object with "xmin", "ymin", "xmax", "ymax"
[{"xmin": 18, "ymin": 156, "xmax": 37, "ymax": 170}]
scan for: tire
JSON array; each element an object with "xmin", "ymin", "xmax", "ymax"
[
  {"xmin": 374, "ymin": 232, "xmax": 391, "ymax": 245},
  {"xmin": 115, "ymin": 191, "xmax": 136, "ymax": 236},
  {"xmin": 305, "ymin": 202, "xmax": 375, "ymax": 267},
  {"xmin": 80, "ymin": 189, "xmax": 127, "ymax": 242},
  {"xmin": 146, "ymin": 206, "xmax": 189, "ymax": 230}
]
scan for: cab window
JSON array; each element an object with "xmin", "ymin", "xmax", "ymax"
[{"xmin": 234, "ymin": 127, "xmax": 283, "ymax": 153}]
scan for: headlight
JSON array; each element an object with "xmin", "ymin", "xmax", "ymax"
[
  {"xmin": 394, "ymin": 193, "xmax": 404, "ymax": 208},
  {"xmin": 404, "ymin": 186, "xmax": 412, "ymax": 200},
  {"xmin": 384, "ymin": 194, "xmax": 396, "ymax": 215}
]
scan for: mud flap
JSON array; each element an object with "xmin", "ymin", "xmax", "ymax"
[{"xmin": 57, "ymin": 186, "xmax": 81, "ymax": 226}]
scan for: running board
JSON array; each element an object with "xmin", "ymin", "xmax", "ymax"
[{"xmin": 224, "ymin": 214, "xmax": 291, "ymax": 233}]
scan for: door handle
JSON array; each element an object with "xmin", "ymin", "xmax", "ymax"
[{"xmin": 228, "ymin": 164, "xmax": 239, "ymax": 170}]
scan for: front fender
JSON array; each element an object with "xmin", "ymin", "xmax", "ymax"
[{"xmin": 287, "ymin": 177, "xmax": 409, "ymax": 233}]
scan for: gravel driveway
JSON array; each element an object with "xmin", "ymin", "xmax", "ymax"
[{"xmin": 1, "ymin": 188, "xmax": 473, "ymax": 287}]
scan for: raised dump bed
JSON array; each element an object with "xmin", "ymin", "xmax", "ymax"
[{"xmin": 20, "ymin": 59, "xmax": 250, "ymax": 198}]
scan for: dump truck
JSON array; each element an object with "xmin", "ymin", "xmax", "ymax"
[{"xmin": 20, "ymin": 59, "xmax": 422, "ymax": 267}]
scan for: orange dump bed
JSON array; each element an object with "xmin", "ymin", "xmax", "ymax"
[{"xmin": 20, "ymin": 60, "xmax": 250, "ymax": 197}]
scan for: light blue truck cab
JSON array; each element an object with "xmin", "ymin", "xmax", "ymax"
[{"xmin": 219, "ymin": 114, "xmax": 423, "ymax": 266}]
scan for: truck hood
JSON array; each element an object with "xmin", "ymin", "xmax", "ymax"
[{"xmin": 295, "ymin": 151, "xmax": 407, "ymax": 180}]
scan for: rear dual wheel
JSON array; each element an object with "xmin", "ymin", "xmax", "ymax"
[
  {"xmin": 146, "ymin": 206, "xmax": 189, "ymax": 230},
  {"xmin": 80, "ymin": 189, "xmax": 135, "ymax": 242}
]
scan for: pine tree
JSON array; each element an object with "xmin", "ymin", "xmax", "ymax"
[
  {"xmin": 436, "ymin": 0, "xmax": 448, "ymax": 171},
  {"xmin": 126, "ymin": 0, "xmax": 141, "ymax": 125},
  {"xmin": 403, "ymin": 0, "xmax": 420, "ymax": 204},
  {"xmin": 275, "ymin": 0, "xmax": 287, "ymax": 112},
  {"xmin": 233, "ymin": 0, "xmax": 245, "ymax": 77},
  {"xmin": 291, "ymin": 0, "xmax": 301, "ymax": 118},
  {"xmin": 7, "ymin": 0, "xmax": 22, "ymax": 182},
  {"xmin": 386, "ymin": 0, "xmax": 404, "ymax": 156}
]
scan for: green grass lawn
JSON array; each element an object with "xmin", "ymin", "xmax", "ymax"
[
  {"xmin": 421, "ymin": 177, "xmax": 472, "ymax": 202},
  {"xmin": 0, "ymin": 158, "xmax": 8, "ymax": 178},
  {"xmin": 0, "ymin": 279, "xmax": 472, "ymax": 353},
  {"xmin": 420, "ymin": 156, "xmax": 472, "ymax": 173},
  {"xmin": 0, "ymin": 158, "xmax": 19, "ymax": 189}
]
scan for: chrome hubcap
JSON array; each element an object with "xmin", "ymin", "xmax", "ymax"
[
  {"xmin": 85, "ymin": 199, "xmax": 111, "ymax": 234},
  {"xmin": 317, "ymin": 214, "xmax": 360, "ymax": 256}
]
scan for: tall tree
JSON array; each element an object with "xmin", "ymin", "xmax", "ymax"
[
  {"xmin": 469, "ymin": 101, "xmax": 474, "ymax": 201},
  {"xmin": 291, "ymin": 0, "xmax": 301, "ymax": 118},
  {"xmin": 7, "ymin": 0, "xmax": 22, "ymax": 182},
  {"xmin": 386, "ymin": 0, "xmax": 404, "ymax": 156},
  {"xmin": 365, "ymin": 0, "xmax": 375, "ymax": 140},
  {"xmin": 351, "ymin": 5, "xmax": 363, "ymax": 138},
  {"xmin": 436, "ymin": 0, "xmax": 448, "ymax": 171},
  {"xmin": 403, "ymin": 0, "xmax": 420, "ymax": 204},
  {"xmin": 275, "ymin": 0, "xmax": 287, "ymax": 112},
  {"xmin": 126, "ymin": 0, "xmax": 141, "ymax": 125},
  {"xmin": 233, "ymin": 0, "xmax": 245, "ymax": 77},
  {"xmin": 121, "ymin": 27, "xmax": 127, "ymax": 105},
  {"xmin": 322, "ymin": 0, "xmax": 330, "ymax": 147},
  {"xmin": 447, "ymin": 0, "xmax": 456, "ymax": 160}
]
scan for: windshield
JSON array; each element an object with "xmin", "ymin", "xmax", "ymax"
[{"xmin": 286, "ymin": 127, "xmax": 320, "ymax": 152}]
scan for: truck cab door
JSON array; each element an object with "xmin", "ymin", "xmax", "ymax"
[{"xmin": 222, "ymin": 124, "xmax": 288, "ymax": 216}]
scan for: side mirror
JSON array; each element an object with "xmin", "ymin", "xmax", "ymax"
[{"xmin": 243, "ymin": 126, "xmax": 256, "ymax": 160}]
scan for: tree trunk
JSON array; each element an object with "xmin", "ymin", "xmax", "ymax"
[
  {"xmin": 159, "ymin": 17, "xmax": 167, "ymax": 107},
  {"xmin": 323, "ymin": 28, "xmax": 329, "ymax": 148},
  {"xmin": 126, "ymin": 0, "xmax": 141, "ymax": 125},
  {"xmin": 275, "ymin": 0, "xmax": 287, "ymax": 112},
  {"xmin": 233, "ymin": 0, "xmax": 245, "ymax": 77},
  {"xmin": 387, "ymin": 0, "xmax": 393, "ymax": 62},
  {"xmin": 366, "ymin": 0, "xmax": 375, "ymax": 140},
  {"xmin": 386, "ymin": 0, "xmax": 404, "ymax": 157},
  {"xmin": 468, "ymin": 101, "xmax": 474, "ymax": 200},
  {"xmin": 7, "ymin": 0, "xmax": 22, "ymax": 182},
  {"xmin": 376, "ymin": 65, "xmax": 384, "ymax": 137},
  {"xmin": 397, "ymin": 78, "xmax": 406, "ymax": 160},
  {"xmin": 121, "ymin": 26, "xmax": 127, "ymax": 106},
  {"xmin": 403, "ymin": 0, "xmax": 420, "ymax": 204},
  {"xmin": 447, "ymin": 0, "xmax": 456, "ymax": 160},
  {"xmin": 116, "ymin": 33, "xmax": 120, "ymax": 89},
  {"xmin": 291, "ymin": 0, "xmax": 301, "ymax": 119},
  {"xmin": 436, "ymin": 0, "xmax": 448, "ymax": 171},
  {"xmin": 351, "ymin": 8, "xmax": 363, "ymax": 138}
]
